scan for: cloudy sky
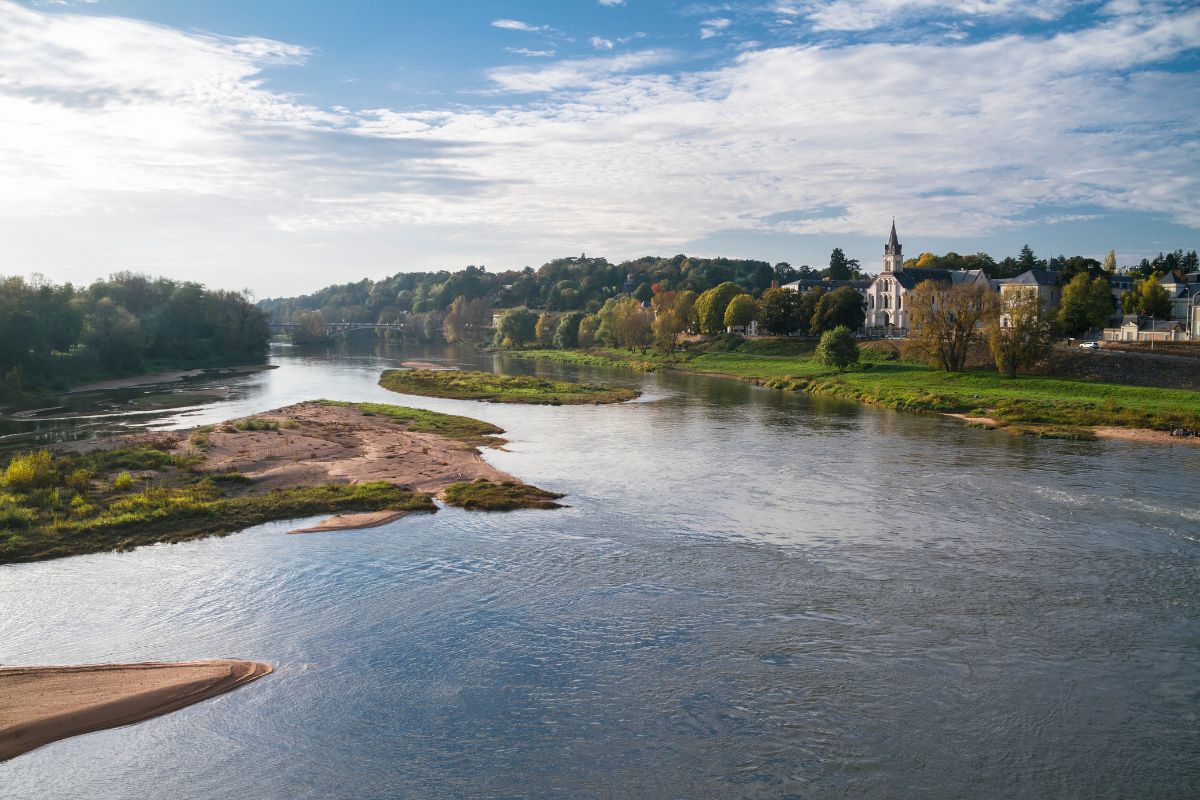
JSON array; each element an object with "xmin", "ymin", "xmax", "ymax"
[{"xmin": 1, "ymin": 0, "xmax": 1197, "ymax": 296}]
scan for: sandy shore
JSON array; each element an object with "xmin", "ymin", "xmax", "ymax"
[
  {"xmin": 945, "ymin": 412, "xmax": 999, "ymax": 427},
  {"xmin": 399, "ymin": 360, "xmax": 458, "ymax": 370},
  {"xmin": 1093, "ymin": 427, "xmax": 1200, "ymax": 446},
  {"xmin": 289, "ymin": 509, "xmax": 416, "ymax": 533},
  {"xmin": 0, "ymin": 660, "xmax": 272, "ymax": 761},
  {"xmin": 198, "ymin": 401, "xmax": 517, "ymax": 493}
]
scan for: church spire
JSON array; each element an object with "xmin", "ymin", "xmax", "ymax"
[
  {"xmin": 883, "ymin": 219, "xmax": 902, "ymax": 273},
  {"xmin": 887, "ymin": 218, "xmax": 900, "ymax": 254}
]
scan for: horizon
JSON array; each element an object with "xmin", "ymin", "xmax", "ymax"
[{"xmin": 2, "ymin": 0, "xmax": 1198, "ymax": 296}]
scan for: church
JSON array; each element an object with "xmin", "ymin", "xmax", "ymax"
[{"xmin": 863, "ymin": 221, "xmax": 990, "ymax": 336}]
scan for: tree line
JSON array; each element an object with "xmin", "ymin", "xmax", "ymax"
[{"xmin": 0, "ymin": 273, "xmax": 269, "ymax": 400}]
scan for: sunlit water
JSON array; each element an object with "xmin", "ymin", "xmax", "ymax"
[{"xmin": 2, "ymin": 341, "xmax": 1198, "ymax": 799}]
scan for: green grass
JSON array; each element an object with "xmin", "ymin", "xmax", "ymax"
[
  {"xmin": 509, "ymin": 339, "xmax": 1200, "ymax": 434},
  {"xmin": 379, "ymin": 368, "xmax": 639, "ymax": 405},
  {"xmin": 441, "ymin": 479, "xmax": 565, "ymax": 511},
  {"xmin": 316, "ymin": 399, "xmax": 508, "ymax": 447}
]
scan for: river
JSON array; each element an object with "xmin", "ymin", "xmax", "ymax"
[{"xmin": 2, "ymin": 340, "xmax": 1198, "ymax": 799}]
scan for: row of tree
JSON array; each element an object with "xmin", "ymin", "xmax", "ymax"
[
  {"xmin": 0, "ymin": 273, "xmax": 269, "ymax": 398},
  {"xmin": 262, "ymin": 243, "xmax": 1189, "ymax": 327}
]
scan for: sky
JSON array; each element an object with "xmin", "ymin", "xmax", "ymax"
[{"xmin": 1, "ymin": 0, "xmax": 1198, "ymax": 297}]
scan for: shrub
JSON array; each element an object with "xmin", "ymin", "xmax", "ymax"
[
  {"xmin": 0, "ymin": 504, "xmax": 35, "ymax": 529},
  {"xmin": 66, "ymin": 468, "xmax": 93, "ymax": 493},
  {"xmin": 4, "ymin": 451, "xmax": 56, "ymax": 492},
  {"xmin": 815, "ymin": 326, "xmax": 860, "ymax": 370},
  {"xmin": 113, "ymin": 471, "xmax": 134, "ymax": 491}
]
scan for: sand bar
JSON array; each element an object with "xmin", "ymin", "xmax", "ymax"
[
  {"xmin": 290, "ymin": 509, "xmax": 415, "ymax": 533},
  {"xmin": 1093, "ymin": 427, "xmax": 1200, "ymax": 446},
  {"xmin": 0, "ymin": 660, "xmax": 272, "ymax": 761}
]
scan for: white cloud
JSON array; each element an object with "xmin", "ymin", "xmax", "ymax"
[
  {"xmin": 485, "ymin": 50, "xmax": 671, "ymax": 92},
  {"xmin": 700, "ymin": 18, "xmax": 732, "ymax": 39},
  {"xmin": 507, "ymin": 47, "xmax": 556, "ymax": 57},
  {"xmin": 491, "ymin": 19, "xmax": 544, "ymax": 32},
  {"xmin": 590, "ymin": 36, "xmax": 615, "ymax": 50},
  {"xmin": 0, "ymin": 0, "xmax": 1198, "ymax": 291},
  {"xmin": 778, "ymin": 0, "xmax": 1086, "ymax": 32},
  {"xmin": 598, "ymin": 0, "xmax": 626, "ymax": 6}
]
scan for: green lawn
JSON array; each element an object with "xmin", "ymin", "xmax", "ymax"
[
  {"xmin": 509, "ymin": 341, "xmax": 1200, "ymax": 435},
  {"xmin": 378, "ymin": 368, "xmax": 639, "ymax": 405}
]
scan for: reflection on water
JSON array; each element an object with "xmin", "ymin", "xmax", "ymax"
[{"xmin": 2, "ymin": 340, "xmax": 1198, "ymax": 799}]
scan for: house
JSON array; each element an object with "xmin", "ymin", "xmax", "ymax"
[
  {"xmin": 863, "ymin": 221, "xmax": 989, "ymax": 336},
  {"xmin": 993, "ymin": 269, "xmax": 1061, "ymax": 327},
  {"xmin": 1158, "ymin": 271, "xmax": 1198, "ymax": 322},
  {"xmin": 1102, "ymin": 314, "xmax": 1189, "ymax": 342},
  {"xmin": 780, "ymin": 277, "xmax": 872, "ymax": 298},
  {"xmin": 1109, "ymin": 273, "xmax": 1136, "ymax": 305}
]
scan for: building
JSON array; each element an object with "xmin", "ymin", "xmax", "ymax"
[
  {"xmin": 863, "ymin": 221, "xmax": 989, "ymax": 336},
  {"xmin": 993, "ymin": 269, "xmax": 1061, "ymax": 328},
  {"xmin": 1103, "ymin": 314, "xmax": 1189, "ymax": 342},
  {"xmin": 779, "ymin": 277, "xmax": 871, "ymax": 298},
  {"xmin": 1158, "ymin": 270, "xmax": 1198, "ymax": 322}
]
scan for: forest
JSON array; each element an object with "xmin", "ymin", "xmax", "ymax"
[{"xmin": 0, "ymin": 273, "xmax": 269, "ymax": 400}]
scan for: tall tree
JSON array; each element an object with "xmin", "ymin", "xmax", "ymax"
[
  {"xmin": 989, "ymin": 291, "xmax": 1054, "ymax": 378},
  {"xmin": 757, "ymin": 287, "xmax": 802, "ymax": 335},
  {"xmin": 826, "ymin": 248, "xmax": 859, "ymax": 281},
  {"xmin": 1103, "ymin": 249, "xmax": 1117, "ymax": 274},
  {"xmin": 908, "ymin": 281, "xmax": 999, "ymax": 372},
  {"xmin": 694, "ymin": 282, "xmax": 744, "ymax": 335},
  {"xmin": 723, "ymin": 294, "xmax": 759, "ymax": 330},
  {"xmin": 495, "ymin": 307, "xmax": 537, "ymax": 347},
  {"xmin": 1057, "ymin": 275, "xmax": 1113, "ymax": 335},
  {"xmin": 1017, "ymin": 244, "xmax": 1040, "ymax": 272},
  {"xmin": 811, "ymin": 286, "xmax": 865, "ymax": 335}
]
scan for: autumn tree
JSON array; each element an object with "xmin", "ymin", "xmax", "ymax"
[
  {"xmin": 723, "ymin": 294, "xmax": 758, "ymax": 330},
  {"xmin": 535, "ymin": 312, "xmax": 556, "ymax": 347},
  {"xmin": 442, "ymin": 295, "xmax": 491, "ymax": 343},
  {"xmin": 1057, "ymin": 274, "xmax": 1113, "ymax": 335},
  {"xmin": 694, "ymin": 282, "xmax": 744, "ymax": 335},
  {"xmin": 1122, "ymin": 275, "xmax": 1172, "ymax": 318},
  {"xmin": 908, "ymin": 280, "xmax": 999, "ymax": 372},
  {"xmin": 810, "ymin": 286, "xmax": 865, "ymax": 335},
  {"xmin": 756, "ymin": 287, "xmax": 802, "ymax": 335},
  {"xmin": 577, "ymin": 314, "xmax": 601, "ymax": 348},
  {"xmin": 1103, "ymin": 249, "xmax": 1117, "ymax": 274},
  {"xmin": 989, "ymin": 290, "xmax": 1054, "ymax": 378},
  {"xmin": 612, "ymin": 297, "xmax": 654, "ymax": 353}
]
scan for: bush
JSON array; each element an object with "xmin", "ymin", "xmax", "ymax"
[
  {"xmin": 66, "ymin": 468, "xmax": 93, "ymax": 493},
  {"xmin": 0, "ymin": 503, "xmax": 35, "ymax": 529},
  {"xmin": 113, "ymin": 471, "xmax": 134, "ymax": 491},
  {"xmin": 815, "ymin": 326, "xmax": 859, "ymax": 370},
  {"xmin": 4, "ymin": 451, "xmax": 56, "ymax": 492}
]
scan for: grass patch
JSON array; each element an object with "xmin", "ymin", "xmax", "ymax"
[
  {"xmin": 316, "ymin": 400, "xmax": 508, "ymax": 447},
  {"xmin": 379, "ymin": 368, "xmax": 639, "ymax": 405},
  {"xmin": 0, "ymin": 442, "xmax": 436, "ymax": 563},
  {"xmin": 506, "ymin": 342, "xmax": 1200, "ymax": 435},
  {"xmin": 441, "ymin": 479, "xmax": 565, "ymax": 511}
]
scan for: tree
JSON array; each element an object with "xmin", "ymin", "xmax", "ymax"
[
  {"xmin": 1057, "ymin": 274, "xmax": 1113, "ymax": 335},
  {"xmin": 577, "ymin": 314, "xmax": 601, "ymax": 348},
  {"xmin": 1122, "ymin": 275, "xmax": 1172, "ymax": 318},
  {"xmin": 612, "ymin": 297, "xmax": 654, "ymax": 353},
  {"xmin": 797, "ymin": 287, "xmax": 825, "ymax": 335},
  {"xmin": 1103, "ymin": 249, "xmax": 1117, "ymax": 274},
  {"xmin": 989, "ymin": 291, "xmax": 1054, "ymax": 378},
  {"xmin": 723, "ymin": 294, "xmax": 758, "ymax": 330},
  {"xmin": 811, "ymin": 286, "xmax": 865, "ymax": 335},
  {"xmin": 292, "ymin": 311, "xmax": 328, "ymax": 345},
  {"xmin": 553, "ymin": 311, "xmax": 586, "ymax": 349},
  {"xmin": 907, "ymin": 281, "xmax": 999, "ymax": 372},
  {"xmin": 495, "ymin": 307, "xmax": 537, "ymax": 348},
  {"xmin": 653, "ymin": 308, "xmax": 687, "ymax": 356},
  {"xmin": 815, "ymin": 326, "xmax": 859, "ymax": 370},
  {"xmin": 1017, "ymin": 244, "xmax": 1040, "ymax": 272},
  {"xmin": 442, "ymin": 295, "xmax": 491, "ymax": 343},
  {"xmin": 694, "ymin": 282, "xmax": 744, "ymax": 335},
  {"xmin": 757, "ymin": 287, "xmax": 802, "ymax": 335},
  {"xmin": 535, "ymin": 313, "xmax": 556, "ymax": 347},
  {"xmin": 827, "ymin": 248, "xmax": 859, "ymax": 281}
]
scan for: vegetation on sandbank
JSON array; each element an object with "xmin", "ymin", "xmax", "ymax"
[
  {"xmin": 378, "ymin": 368, "xmax": 638, "ymax": 405},
  {"xmin": 314, "ymin": 399, "xmax": 509, "ymax": 446},
  {"xmin": 441, "ymin": 479, "xmax": 566, "ymax": 511}
]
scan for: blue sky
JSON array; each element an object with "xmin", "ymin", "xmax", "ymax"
[{"xmin": 1, "ymin": 0, "xmax": 1198, "ymax": 295}]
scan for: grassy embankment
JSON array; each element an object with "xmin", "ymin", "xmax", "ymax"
[
  {"xmin": 0, "ymin": 401, "xmax": 558, "ymax": 564},
  {"xmin": 508, "ymin": 338, "xmax": 1200, "ymax": 437},
  {"xmin": 379, "ymin": 368, "xmax": 638, "ymax": 405}
]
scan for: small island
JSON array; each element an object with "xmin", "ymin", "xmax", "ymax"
[
  {"xmin": 0, "ymin": 400, "xmax": 562, "ymax": 564},
  {"xmin": 378, "ymin": 368, "xmax": 639, "ymax": 405}
]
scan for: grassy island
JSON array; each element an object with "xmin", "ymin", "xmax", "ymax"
[
  {"xmin": 0, "ymin": 400, "xmax": 562, "ymax": 564},
  {"xmin": 379, "ymin": 368, "xmax": 639, "ymax": 405},
  {"xmin": 507, "ymin": 339, "xmax": 1200, "ymax": 439}
]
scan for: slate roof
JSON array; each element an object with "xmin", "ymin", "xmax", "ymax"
[{"xmin": 1004, "ymin": 269, "xmax": 1058, "ymax": 287}]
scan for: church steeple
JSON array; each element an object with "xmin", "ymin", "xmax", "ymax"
[{"xmin": 883, "ymin": 219, "xmax": 903, "ymax": 273}]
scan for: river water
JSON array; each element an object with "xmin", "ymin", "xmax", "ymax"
[{"xmin": 2, "ymin": 341, "xmax": 1198, "ymax": 799}]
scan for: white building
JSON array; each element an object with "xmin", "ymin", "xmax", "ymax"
[{"xmin": 864, "ymin": 221, "xmax": 989, "ymax": 336}]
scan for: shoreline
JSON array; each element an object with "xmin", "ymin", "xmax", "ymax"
[
  {"xmin": 69, "ymin": 364, "xmax": 277, "ymax": 393},
  {"xmin": 502, "ymin": 346, "xmax": 1200, "ymax": 446},
  {"xmin": 0, "ymin": 660, "xmax": 272, "ymax": 761}
]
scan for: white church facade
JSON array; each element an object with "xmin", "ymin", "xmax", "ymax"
[{"xmin": 864, "ymin": 221, "xmax": 989, "ymax": 336}]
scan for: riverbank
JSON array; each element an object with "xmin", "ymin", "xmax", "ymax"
[
  {"xmin": 379, "ymin": 368, "xmax": 639, "ymax": 405},
  {"xmin": 0, "ymin": 660, "xmax": 271, "ymax": 761},
  {"xmin": 506, "ymin": 340, "xmax": 1200, "ymax": 439},
  {"xmin": 69, "ymin": 364, "xmax": 277, "ymax": 393},
  {"xmin": 0, "ymin": 400, "xmax": 560, "ymax": 564}
]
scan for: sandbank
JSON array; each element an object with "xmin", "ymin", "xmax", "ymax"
[
  {"xmin": 0, "ymin": 660, "xmax": 272, "ymax": 761},
  {"xmin": 289, "ymin": 509, "xmax": 415, "ymax": 533},
  {"xmin": 1093, "ymin": 427, "xmax": 1200, "ymax": 446},
  {"xmin": 70, "ymin": 365, "xmax": 275, "ymax": 393},
  {"xmin": 399, "ymin": 360, "xmax": 458, "ymax": 370}
]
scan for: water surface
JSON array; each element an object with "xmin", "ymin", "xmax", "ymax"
[{"xmin": 2, "ymin": 341, "xmax": 1197, "ymax": 799}]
